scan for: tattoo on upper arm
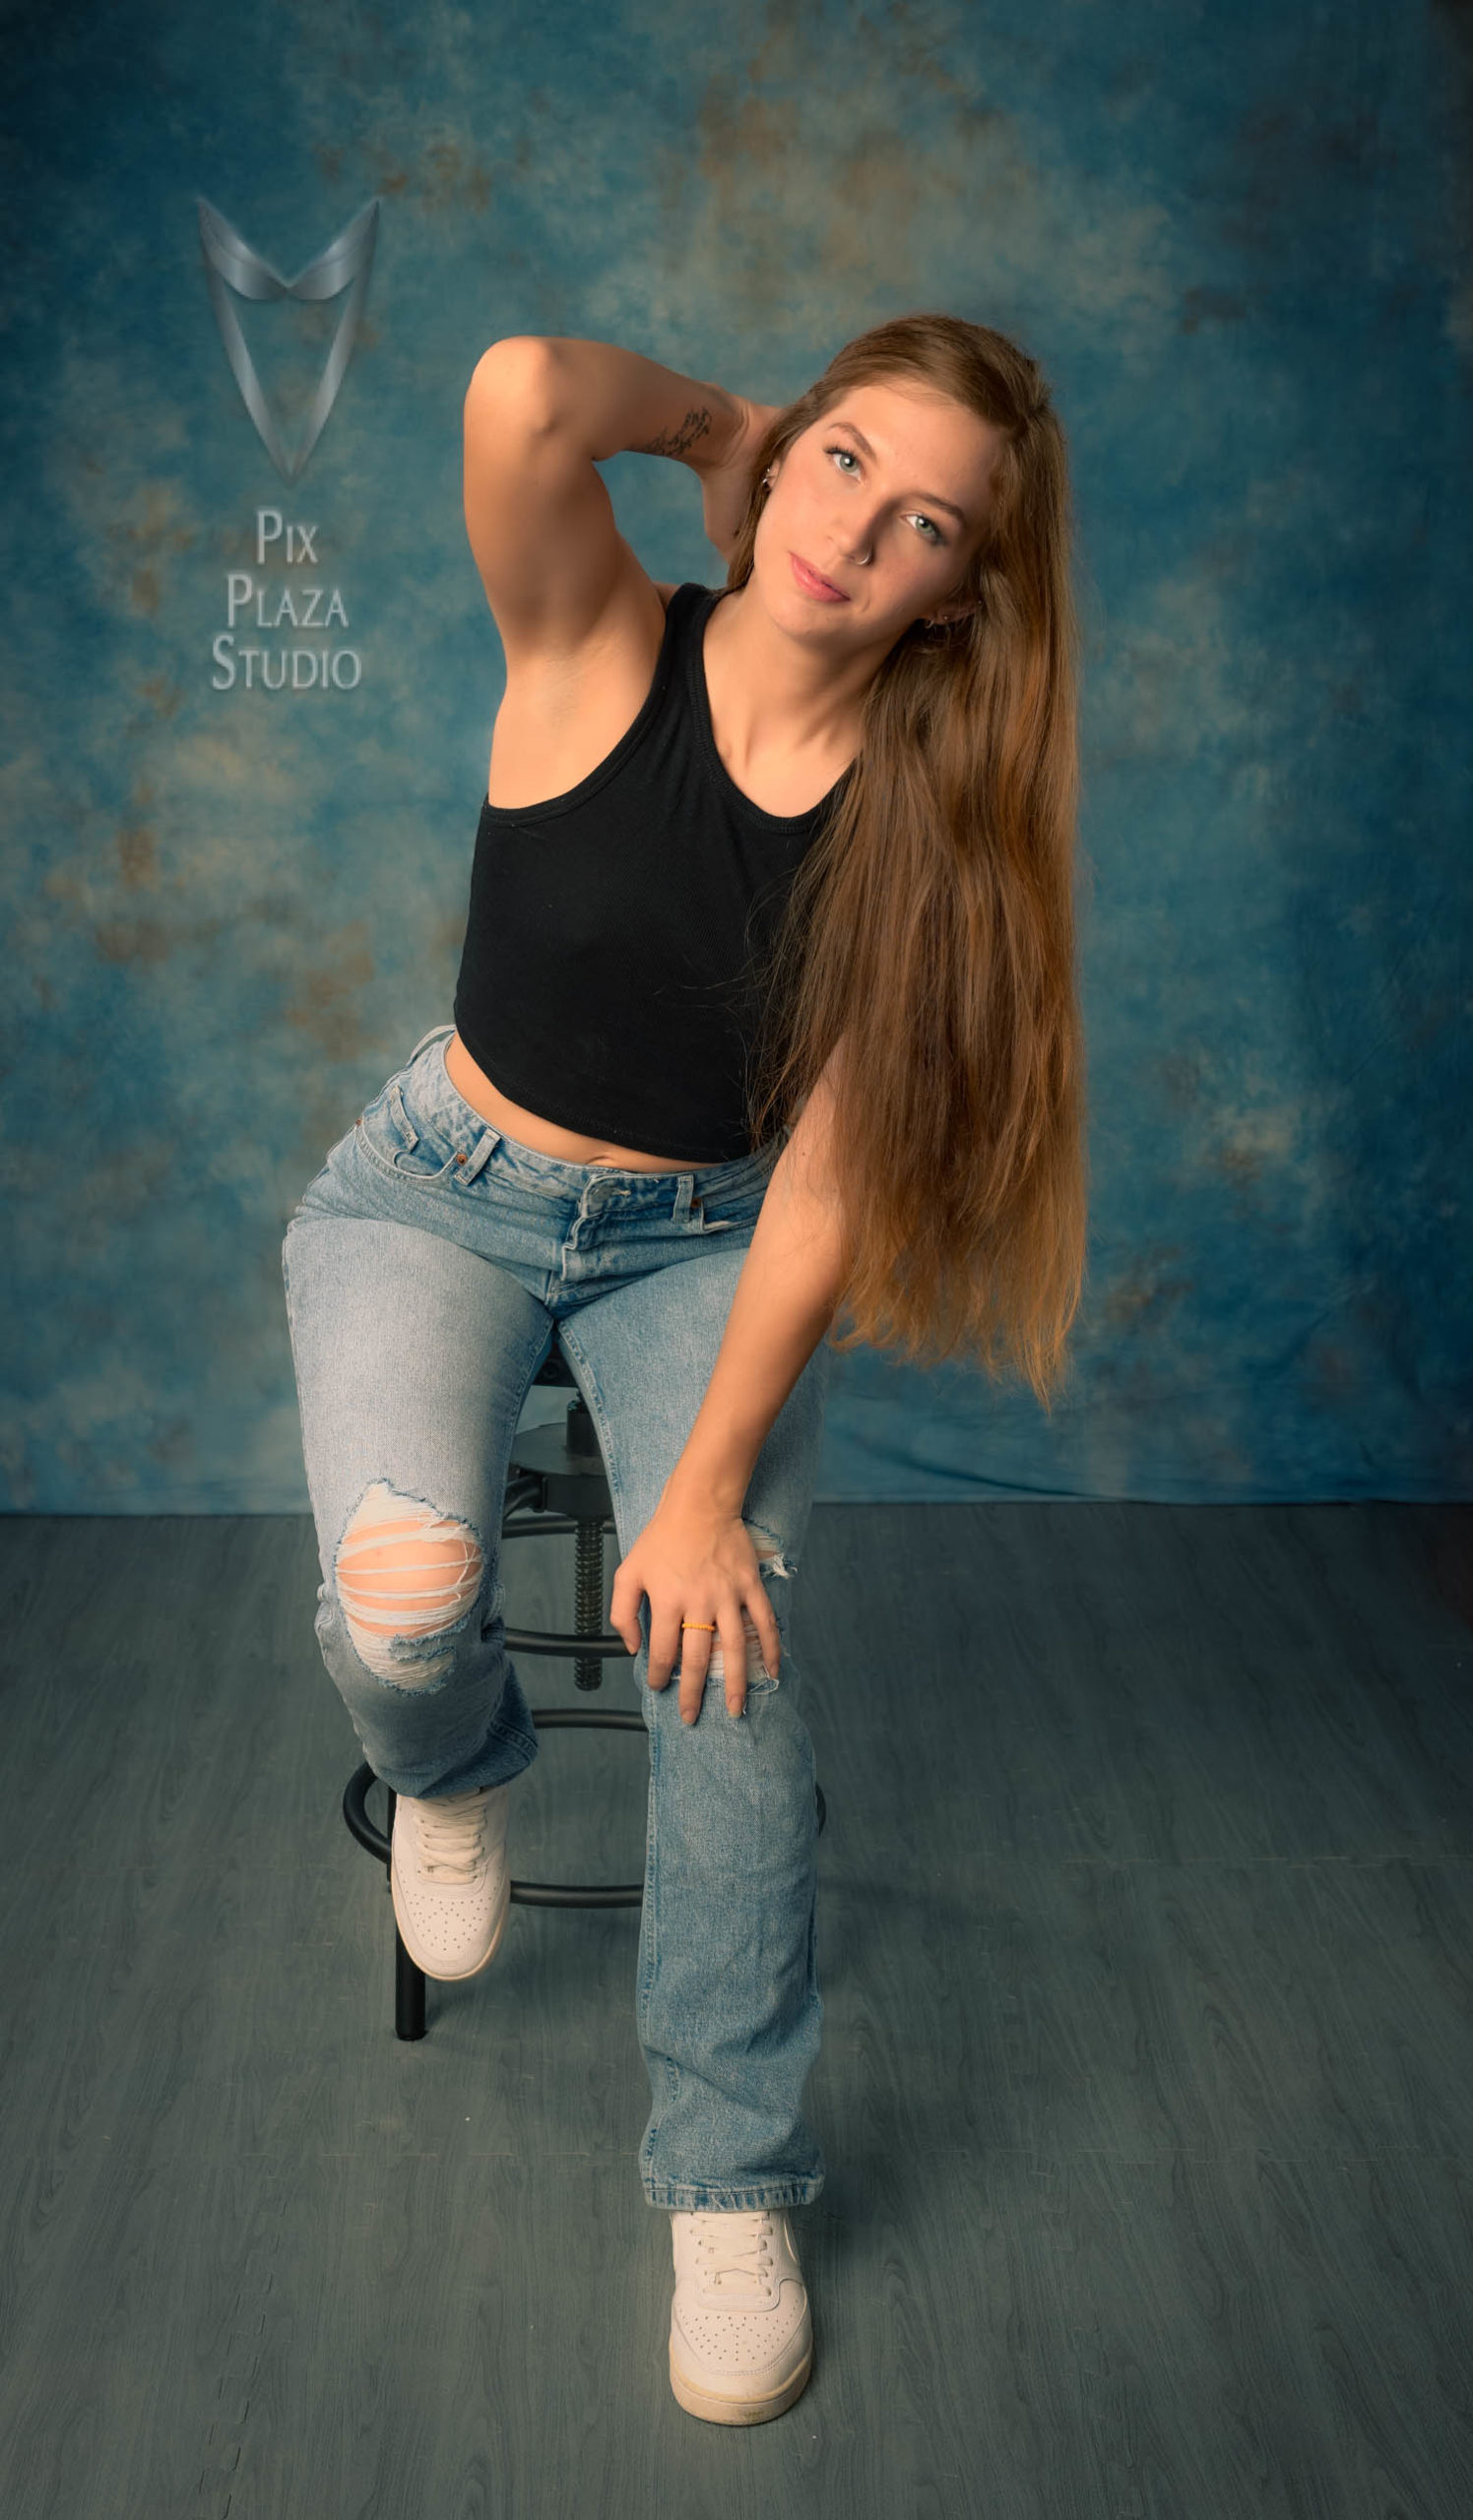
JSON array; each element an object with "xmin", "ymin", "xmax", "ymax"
[{"xmin": 635, "ymin": 406, "xmax": 717, "ymax": 460}]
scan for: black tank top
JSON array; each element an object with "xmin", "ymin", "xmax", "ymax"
[{"xmin": 452, "ymin": 581, "xmax": 855, "ymax": 1164}]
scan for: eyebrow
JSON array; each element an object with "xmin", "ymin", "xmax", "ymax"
[{"xmin": 828, "ymin": 418, "xmax": 969, "ymax": 527}]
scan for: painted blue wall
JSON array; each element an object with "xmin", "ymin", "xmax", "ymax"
[{"xmin": 1, "ymin": 0, "xmax": 1468, "ymax": 1510}]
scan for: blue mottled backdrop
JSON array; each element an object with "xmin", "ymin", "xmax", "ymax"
[{"xmin": 1, "ymin": 0, "xmax": 1468, "ymax": 1510}]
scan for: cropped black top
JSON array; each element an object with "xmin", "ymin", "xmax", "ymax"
[{"xmin": 451, "ymin": 580, "xmax": 854, "ymax": 1164}]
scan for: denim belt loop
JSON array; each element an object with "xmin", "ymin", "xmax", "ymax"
[
  {"xmin": 455, "ymin": 1128, "xmax": 501, "ymax": 1186},
  {"xmin": 671, "ymin": 1172, "xmax": 697, "ymax": 1225}
]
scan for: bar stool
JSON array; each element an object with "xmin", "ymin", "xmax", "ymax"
[{"xmin": 342, "ymin": 1323, "xmax": 828, "ymax": 2038}]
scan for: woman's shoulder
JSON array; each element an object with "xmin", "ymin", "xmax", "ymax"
[{"xmin": 483, "ymin": 574, "xmax": 703, "ymax": 811}]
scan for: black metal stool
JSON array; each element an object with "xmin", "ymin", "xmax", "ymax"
[{"xmin": 343, "ymin": 1323, "xmax": 827, "ymax": 2038}]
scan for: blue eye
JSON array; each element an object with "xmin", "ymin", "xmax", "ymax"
[{"xmin": 822, "ymin": 444, "xmax": 943, "ymax": 541}]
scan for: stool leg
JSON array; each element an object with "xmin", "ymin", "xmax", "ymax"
[
  {"xmin": 383, "ymin": 1788, "xmax": 426, "ymax": 2040},
  {"xmin": 395, "ymin": 1924, "xmax": 426, "ymax": 2041}
]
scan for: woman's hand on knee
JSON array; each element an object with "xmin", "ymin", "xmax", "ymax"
[{"xmin": 610, "ymin": 1493, "xmax": 781, "ymax": 1726}]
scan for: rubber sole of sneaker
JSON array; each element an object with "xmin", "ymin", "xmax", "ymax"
[
  {"xmin": 390, "ymin": 1854, "xmax": 512, "ymax": 1983},
  {"xmin": 668, "ymin": 2337, "xmax": 812, "ymax": 2426}
]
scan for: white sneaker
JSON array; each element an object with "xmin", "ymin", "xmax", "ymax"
[
  {"xmin": 389, "ymin": 1780, "xmax": 513, "ymax": 1981},
  {"xmin": 668, "ymin": 2208, "xmax": 813, "ymax": 2425}
]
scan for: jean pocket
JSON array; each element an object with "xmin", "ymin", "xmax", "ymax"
[
  {"xmin": 354, "ymin": 1078, "xmax": 462, "ymax": 1186},
  {"xmin": 688, "ymin": 1196, "xmax": 763, "ymax": 1237}
]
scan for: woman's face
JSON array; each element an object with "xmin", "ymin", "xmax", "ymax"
[{"xmin": 757, "ymin": 377, "xmax": 1002, "ymax": 648}]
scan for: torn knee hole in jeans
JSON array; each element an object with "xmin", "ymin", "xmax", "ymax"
[
  {"xmin": 335, "ymin": 1478, "xmax": 486, "ymax": 1685},
  {"xmin": 698, "ymin": 1520, "xmax": 796, "ymax": 1686},
  {"xmin": 743, "ymin": 1517, "xmax": 797, "ymax": 1582}
]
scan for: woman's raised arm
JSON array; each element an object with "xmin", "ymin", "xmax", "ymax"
[
  {"xmin": 464, "ymin": 336, "xmax": 774, "ymax": 672},
  {"xmin": 541, "ymin": 335, "xmax": 780, "ymax": 564}
]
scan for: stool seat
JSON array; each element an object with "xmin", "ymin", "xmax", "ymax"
[{"xmin": 343, "ymin": 1319, "xmax": 827, "ymax": 2038}]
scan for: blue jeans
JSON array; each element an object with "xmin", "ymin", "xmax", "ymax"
[{"xmin": 280, "ymin": 1021, "xmax": 833, "ymax": 2212}]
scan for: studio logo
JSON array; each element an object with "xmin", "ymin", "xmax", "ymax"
[
  {"xmin": 197, "ymin": 195, "xmax": 379, "ymax": 481},
  {"xmin": 211, "ymin": 508, "xmax": 360, "ymax": 693}
]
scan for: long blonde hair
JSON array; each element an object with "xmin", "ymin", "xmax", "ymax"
[{"xmin": 736, "ymin": 312, "xmax": 1089, "ymax": 1414}]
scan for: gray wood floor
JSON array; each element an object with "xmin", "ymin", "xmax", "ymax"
[{"xmin": 1, "ymin": 1500, "xmax": 1469, "ymax": 2520}]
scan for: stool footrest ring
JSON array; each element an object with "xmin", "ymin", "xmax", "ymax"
[{"xmin": 342, "ymin": 1714, "xmax": 827, "ymax": 2040}]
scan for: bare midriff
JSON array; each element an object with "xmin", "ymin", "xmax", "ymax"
[{"xmin": 444, "ymin": 1030, "xmax": 716, "ymax": 1172}]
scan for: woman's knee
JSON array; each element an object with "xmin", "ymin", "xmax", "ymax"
[{"xmin": 332, "ymin": 1476, "xmax": 491, "ymax": 1685}]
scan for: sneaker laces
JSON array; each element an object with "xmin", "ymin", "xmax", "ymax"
[
  {"xmin": 690, "ymin": 2210, "xmax": 776, "ymax": 2296},
  {"xmin": 413, "ymin": 1788, "xmax": 493, "ymax": 1883}
]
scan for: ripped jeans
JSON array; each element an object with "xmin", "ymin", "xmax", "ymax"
[{"xmin": 280, "ymin": 1021, "xmax": 833, "ymax": 2211}]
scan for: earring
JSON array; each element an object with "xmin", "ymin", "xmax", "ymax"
[{"xmin": 763, "ymin": 467, "xmax": 775, "ymax": 486}]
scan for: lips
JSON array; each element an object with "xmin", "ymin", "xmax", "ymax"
[{"xmin": 790, "ymin": 550, "xmax": 848, "ymax": 600}]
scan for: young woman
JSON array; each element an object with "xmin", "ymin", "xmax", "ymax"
[{"xmin": 281, "ymin": 315, "xmax": 1087, "ymax": 2426}]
